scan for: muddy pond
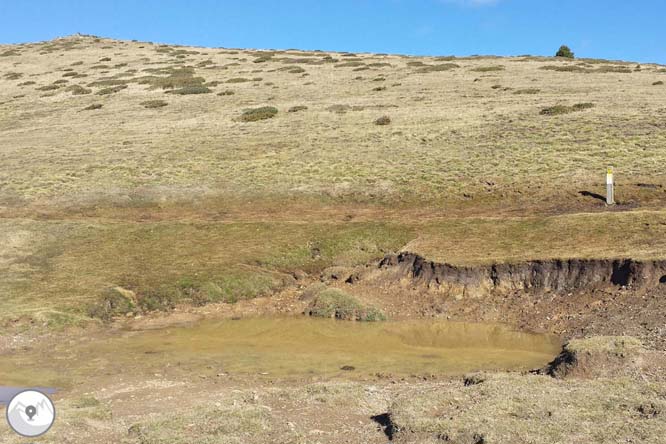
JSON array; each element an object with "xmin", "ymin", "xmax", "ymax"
[{"xmin": 0, "ymin": 318, "xmax": 561, "ymax": 389}]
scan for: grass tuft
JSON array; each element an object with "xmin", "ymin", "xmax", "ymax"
[
  {"xmin": 141, "ymin": 100, "xmax": 168, "ymax": 108},
  {"xmin": 306, "ymin": 288, "xmax": 386, "ymax": 321},
  {"xmin": 540, "ymin": 103, "xmax": 594, "ymax": 116},
  {"xmin": 241, "ymin": 106, "xmax": 278, "ymax": 122},
  {"xmin": 374, "ymin": 115, "xmax": 391, "ymax": 125}
]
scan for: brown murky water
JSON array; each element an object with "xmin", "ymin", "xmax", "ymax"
[{"xmin": 0, "ymin": 318, "xmax": 560, "ymax": 388}]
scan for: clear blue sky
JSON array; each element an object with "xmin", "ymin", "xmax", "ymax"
[{"xmin": 1, "ymin": 0, "xmax": 664, "ymax": 64}]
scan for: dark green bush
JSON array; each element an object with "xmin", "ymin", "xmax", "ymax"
[
  {"xmin": 241, "ymin": 106, "xmax": 278, "ymax": 122},
  {"xmin": 556, "ymin": 45, "xmax": 575, "ymax": 58}
]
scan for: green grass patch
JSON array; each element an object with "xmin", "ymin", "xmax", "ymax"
[{"xmin": 306, "ymin": 288, "xmax": 386, "ymax": 321}]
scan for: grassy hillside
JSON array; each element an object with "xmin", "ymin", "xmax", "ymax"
[
  {"xmin": 2, "ymin": 35, "xmax": 666, "ymax": 327},
  {"xmin": 1, "ymin": 34, "xmax": 665, "ymax": 210}
]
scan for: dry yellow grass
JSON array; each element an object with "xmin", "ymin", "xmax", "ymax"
[
  {"xmin": 2, "ymin": 35, "xmax": 666, "ymax": 326},
  {"xmin": 1, "ymin": 35, "xmax": 665, "ymax": 209}
]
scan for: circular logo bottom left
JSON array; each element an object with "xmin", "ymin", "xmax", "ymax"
[{"xmin": 6, "ymin": 390, "xmax": 56, "ymax": 437}]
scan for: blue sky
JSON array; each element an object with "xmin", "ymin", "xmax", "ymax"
[{"xmin": 1, "ymin": 0, "xmax": 664, "ymax": 64}]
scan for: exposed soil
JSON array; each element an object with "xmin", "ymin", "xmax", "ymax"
[{"xmin": 329, "ymin": 252, "xmax": 666, "ymax": 350}]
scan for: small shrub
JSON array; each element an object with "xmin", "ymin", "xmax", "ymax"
[
  {"xmin": 572, "ymin": 102, "xmax": 595, "ymax": 111},
  {"xmin": 288, "ymin": 105, "xmax": 308, "ymax": 113},
  {"xmin": 327, "ymin": 104, "xmax": 351, "ymax": 114},
  {"xmin": 471, "ymin": 65, "xmax": 505, "ymax": 72},
  {"xmin": 654, "ymin": 81, "xmax": 664, "ymax": 86},
  {"xmin": 556, "ymin": 45, "xmax": 575, "ymax": 58},
  {"xmin": 540, "ymin": 65, "xmax": 587, "ymax": 73},
  {"xmin": 36, "ymin": 84, "xmax": 61, "ymax": 91},
  {"xmin": 141, "ymin": 100, "xmax": 168, "ymax": 108},
  {"xmin": 138, "ymin": 287, "xmax": 180, "ymax": 312},
  {"xmin": 218, "ymin": 90, "xmax": 235, "ymax": 96},
  {"xmin": 62, "ymin": 71, "xmax": 79, "ymax": 77},
  {"xmin": 66, "ymin": 84, "xmax": 92, "ymax": 95},
  {"xmin": 417, "ymin": 63, "xmax": 460, "ymax": 73},
  {"xmin": 227, "ymin": 77, "xmax": 250, "ymax": 83},
  {"xmin": 88, "ymin": 79, "xmax": 129, "ymax": 87},
  {"xmin": 374, "ymin": 115, "xmax": 391, "ymax": 125},
  {"xmin": 166, "ymin": 85, "xmax": 211, "ymax": 95},
  {"xmin": 18, "ymin": 81, "xmax": 36, "ymax": 86},
  {"xmin": 4, "ymin": 72, "xmax": 23, "ymax": 80},
  {"xmin": 334, "ymin": 61, "xmax": 366, "ymax": 68},
  {"xmin": 240, "ymin": 106, "xmax": 278, "ymax": 122},
  {"xmin": 372, "ymin": 86, "xmax": 387, "ymax": 92},
  {"xmin": 513, "ymin": 88, "xmax": 541, "ymax": 94},
  {"xmin": 97, "ymin": 84, "xmax": 128, "ymax": 95},
  {"xmin": 307, "ymin": 288, "xmax": 386, "ymax": 322},
  {"xmin": 88, "ymin": 287, "xmax": 135, "ymax": 321},
  {"xmin": 83, "ymin": 103, "xmax": 103, "ymax": 111},
  {"xmin": 540, "ymin": 103, "xmax": 594, "ymax": 116},
  {"xmin": 0, "ymin": 49, "xmax": 20, "ymax": 57},
  {"xmin": 594, "ymin": 65, "xmax": 632, "ymax": 74}
]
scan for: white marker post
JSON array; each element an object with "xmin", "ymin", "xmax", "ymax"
[{"xmin": 606, "ymin": 166, "xmax": 615, "ymax": 205}]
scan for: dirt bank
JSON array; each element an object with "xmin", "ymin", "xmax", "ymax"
[
  {"xmin": 339, "ymin": 252, "xmax": 666, "ymax": 349},
  {"xmin": 378, "ymin": 252, "xmax": 666, "ymax": 296}
]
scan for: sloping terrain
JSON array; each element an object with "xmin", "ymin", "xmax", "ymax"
[{"xmin": 1, "ymin": 34, "xmax": 666, "ymax": 328}]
